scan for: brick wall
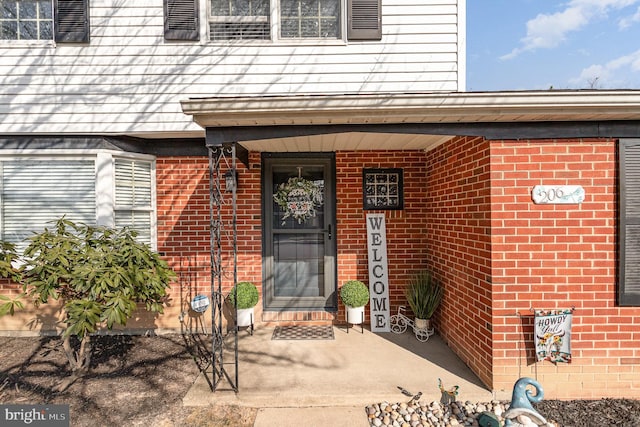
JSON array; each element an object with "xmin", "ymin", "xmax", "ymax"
[
  {"xmin": 423, "ymin": 136, "xmax": 494, "ymax": 388},
  {"xmin": 156, "ymin": 154, "xmax": 263, "ymax": 330},
  {"xmin": 157, "ymin": 151, "xmax": 431, "ymax": 328},
  {"xmin": 490, "ymin": 138, "xmax": 640, "ymax": 399},
  {"xmin": 335, "ymin": 151, "xmax": 430, "ymax": 322}
]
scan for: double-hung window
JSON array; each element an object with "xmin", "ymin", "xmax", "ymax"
[
  {"xmin": 114, "ymin": 159, "xmax": 154, "ymax": 247},
  {"xmin": 210, "ymin": 0, "xmax": 339, "ymax": 40},
  {"xmin": 0, "ymin": 152, "xmax": 156, "ymax": 252},
  {"xmin": 0, "ymin": 0, "xmax": 89, "ymax": 43},
  {"xmin": 209, "ymin": 0, "xmax": 270, "ymax": 41},
  {"xmin": 280, "ymin": 0, "xmax": 340, "ymax": 39},
  {"xmin": 0, "ymin": 0, "xmax": 53, "ymax": 40}
]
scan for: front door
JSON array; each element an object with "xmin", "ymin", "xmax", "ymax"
[{"xmin": 263, "ymin": 153, "xmax": 336, "ymax": 311}]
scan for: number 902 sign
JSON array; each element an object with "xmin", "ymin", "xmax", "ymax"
[{"xmin": 532, "ymin": 185, "xmax": 585, "ymax": 204}]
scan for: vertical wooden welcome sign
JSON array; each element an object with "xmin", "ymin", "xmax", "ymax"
[{"xmin": 366, "ymin": 213, "xmax": 391, "ymax": 332}]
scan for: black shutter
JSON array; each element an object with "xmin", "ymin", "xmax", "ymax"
[
  {"xmin": 619, "ymin": 139, "xmax": 640, "ymax": 306},
  {"xmin": 54, "ymin": 0, "xmax": 90, "ymax": 43},
  {"xmin": 348, "ymin": 0, "xmax": 381, "ymax": 41},
  {"xmin": 164, "ymin": 0, "xmax": 199, "ymax": 41}
]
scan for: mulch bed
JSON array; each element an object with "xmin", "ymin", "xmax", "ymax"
[
  {"xmin": 1, "ymin": 334, "xmax": 639, "ymax": 426},
  {"xmin": 535, "ymin": 398, "xmax": 640, "ymax": 427},
  {"xmin": 0, "ymin": 334, "xmax": 255, "ymax": 426}
]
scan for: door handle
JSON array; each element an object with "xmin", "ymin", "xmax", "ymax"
[{"xmin": 327, "ymin": 224, "xmax": 332, "ymax": 240}]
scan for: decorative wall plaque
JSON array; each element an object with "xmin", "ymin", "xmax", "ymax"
[
  {"xmin": 363, "ymin": 168, "xmax": 404, "ymax": 210},
  {"xmin": 532, "ymin": 185, "xmax": 585, "ymax": 204}
]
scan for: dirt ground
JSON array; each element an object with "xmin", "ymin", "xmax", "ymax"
[
  {"xmin": 0, "ymin": 334, "xmax": 256, "ymax": 426},
  {"xmin": 1, "ymin": 334, "xmax": 639, "ymax": 427}
]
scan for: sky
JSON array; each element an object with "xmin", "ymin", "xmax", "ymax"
[{"xmin": 466, "ymin": 0, "xmax": 640, "ymax": 91}]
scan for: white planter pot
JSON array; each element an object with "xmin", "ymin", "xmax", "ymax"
[
  {"xmin": 415, "ymin": 318, "xmax": 431, "ymax": 330},
  {"xmin": 236, "ymin": 307, "xmax": 254, "ymax": 327},
  {"xmin": 346, "ymin": 305, "xmax": 365, "ymax": 325}
]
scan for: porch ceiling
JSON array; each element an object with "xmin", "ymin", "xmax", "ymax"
[
  {"xmin": 181, "ymin": 90, "xmax": 640, "ymax": 151},
  {"xmin": 237, "ymin": 132, "xmax": 454, "ymax": 152}
]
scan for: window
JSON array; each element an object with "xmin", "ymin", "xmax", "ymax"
[
  {"xmin": 114, "ymin": 159, "xmax": 153, "ymax": 247},
  {"xmin": 280, "ymin": 0, "xmax": 339, "ymax": 39},
  {"xmin": 204, "ymin": 0, "xmax": 379, "ymax": 41},
  {"xmin": 209, "ymin": 0, "xmax": 339, "ymax": 40},
  {"xmin": 0, "ymin": 0, "xmax": 89, "ymax": 42},
  {"xmin": 0, "ymin": 159, "xmax": 95, "ymax": 249},
  {"xmin": 619, "ymin": 139, "xmax": 640, "ymax": 306},
  {"xmin": 209, "ymin": 0, "xmax": 269, "ymax": 41},
  {"xmin": 362, "ymin": 168, "xmax": 403, "ymax": 210},
  {"xmin": 0, "ymin": 153, "xmax": 156, "ymax": 251},
  {"xmin": 0, "ymin": 0, "xmax": 53, "ymax": 40}
]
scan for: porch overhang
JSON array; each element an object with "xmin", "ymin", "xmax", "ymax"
[{"xmin": 181, "ymin": 90, "xmax": 640, "ymax": 152}]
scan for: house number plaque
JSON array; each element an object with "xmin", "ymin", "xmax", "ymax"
[{"xmin": 532, "ymin": 185, "xmax": 585, "ymax": 204}]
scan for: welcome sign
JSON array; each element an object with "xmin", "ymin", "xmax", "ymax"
[{"xmin": 366, "ymin": 213, "xmax": 391, "ymax": 332}]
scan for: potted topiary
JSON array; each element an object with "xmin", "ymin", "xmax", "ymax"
[
  {"xmin": 340, "ymin": 280, "xmax": 370, "ymax": 325},
  {"xmin": 405, "ymin": 270, "xmax": 444, "ymax": 330},
  {"xmin": 228, "ymin": 282, "xmax": 259, "ymax": 328}
]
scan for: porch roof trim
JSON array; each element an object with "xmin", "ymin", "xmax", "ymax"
[{"xmin": 181, "ymin": 90, "xmax": 640, "ymax": 128}]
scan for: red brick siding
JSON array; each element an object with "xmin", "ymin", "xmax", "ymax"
[
  {"xmin": 156, "ymin": 154, "xmax": 263, "ymax": 325},
  {"xmin": 335, "ymin": 151, "xmax": 430, "ymax": 322},
  {"xmin": 156, "ymin": 151, "xmax": 431, "ymax": 327},
  {"xmin": 491, "ymin": 138, "xmax": 640, "ymax": 399},
  {"xmin": 423, "ymin": 136, "xmax": 494, "ymax": 388}
]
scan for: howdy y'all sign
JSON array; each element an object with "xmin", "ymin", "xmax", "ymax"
[
  {"xmin": 366, "ymin": 213, "xmax": 390, "ymax": 332},
  {"xmin": 535, "ymin": 309, "xmax": 573, "ymax": 363}
]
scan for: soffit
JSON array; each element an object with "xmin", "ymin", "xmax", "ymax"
[
  {"xmin": 237, "ymin": 132, "xmax": 453, "ymax": 152},
  {"xmin": 181, "ymin": 90, "xmax": 640, "ymax": 151}
]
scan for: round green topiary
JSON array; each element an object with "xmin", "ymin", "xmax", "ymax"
[
  {"xmin": 228, "ymin": 282, "xmax": 259, "ymax": 309},
  {"xmin": 339, "ymin": 280, "xmax": 370, "ymax": 307}
]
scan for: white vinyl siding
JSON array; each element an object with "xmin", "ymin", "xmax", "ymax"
[
  {"xmin": 0, "ymin": 153, "xmax": 156, "ymax": 251},
  {"xmin": 0, "ymin": 0, "xmax": 464, "ymax": 135},
  {"xmin": 0, "ymin": 159, "xmax": 95, "ymax": 249},
  {"xmin": 114, "ymin": 159, "xmax": 153, "ymax": 247}
]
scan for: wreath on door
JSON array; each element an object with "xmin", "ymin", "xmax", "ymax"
[{"xmin": 273, "ymin": 177, "xmax": 324, "ymax": 224}]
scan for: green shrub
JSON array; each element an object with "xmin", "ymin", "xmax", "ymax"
[
  {"xmin": 339, "ymin": 280, "xmax": 370, "ymax": 307},
  {"xmin": 228, "ymin": 282, "xmax": 259, "ymax": 309},
  {"xmin": 406, "ymin": 270, "xmax": 443, "ymax": 319},
  {"xmin": 0, "ymin": 217, "xmax": 176, "ymax": 390}
]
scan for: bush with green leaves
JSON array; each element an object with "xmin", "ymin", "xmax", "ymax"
[
  {"xmin": 0, "ymin": 241, "xmax": 22, "ymax": 315},
  {"xmin": 227, "ymin": 282, "xmax": 259, "ymax": 309},
  {"xmin": 0, "ymin": 218, "xmax": 176, "ymax": 390},
  {"xmin": 339, "ymin": 280, "xmax": 370, "ymax": 307}
]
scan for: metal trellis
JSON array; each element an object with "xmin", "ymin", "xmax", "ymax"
[{"xmin": 208, "ymin": 142, "xmax": 238, "ymax": 392}]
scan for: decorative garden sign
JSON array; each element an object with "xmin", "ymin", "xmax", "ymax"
[
  {"xmin": 535, "ymin": 309, "xmax": 573, "ymax": 363},
  {"xmin": 190, "ymin": 294, "xmax": 210, "ymax": 313},
  {"xmin": 532, "ymin": 185, "xmax": 585, "ymax": 204},
  {"xmin": 273, "ymin": 177, "xmax": 324, "ymax": 224},
  {"xmin": 366, "ymin": 213, "xmax": 391, "ymax": 332}
]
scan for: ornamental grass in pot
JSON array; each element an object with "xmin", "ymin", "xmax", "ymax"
[
  {"xmin": 405, "ymin": 270, "xmax": 444, "ymax": 330},
  {"xmin": 340, "ymin": 280, "xmax": 370, "ymax": 325},
  {"xmin": 228, "ymin": 281, "xmax": 259, "ymax": 327}
]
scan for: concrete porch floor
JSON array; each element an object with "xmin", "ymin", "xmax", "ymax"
[{"xmin": 183, "ymin": 325, "xmax": 507, "ymax": 415}]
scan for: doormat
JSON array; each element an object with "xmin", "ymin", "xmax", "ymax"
[{"xmin": 271, "ymin": 325, "xmax": 334, "ymax": 340}]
